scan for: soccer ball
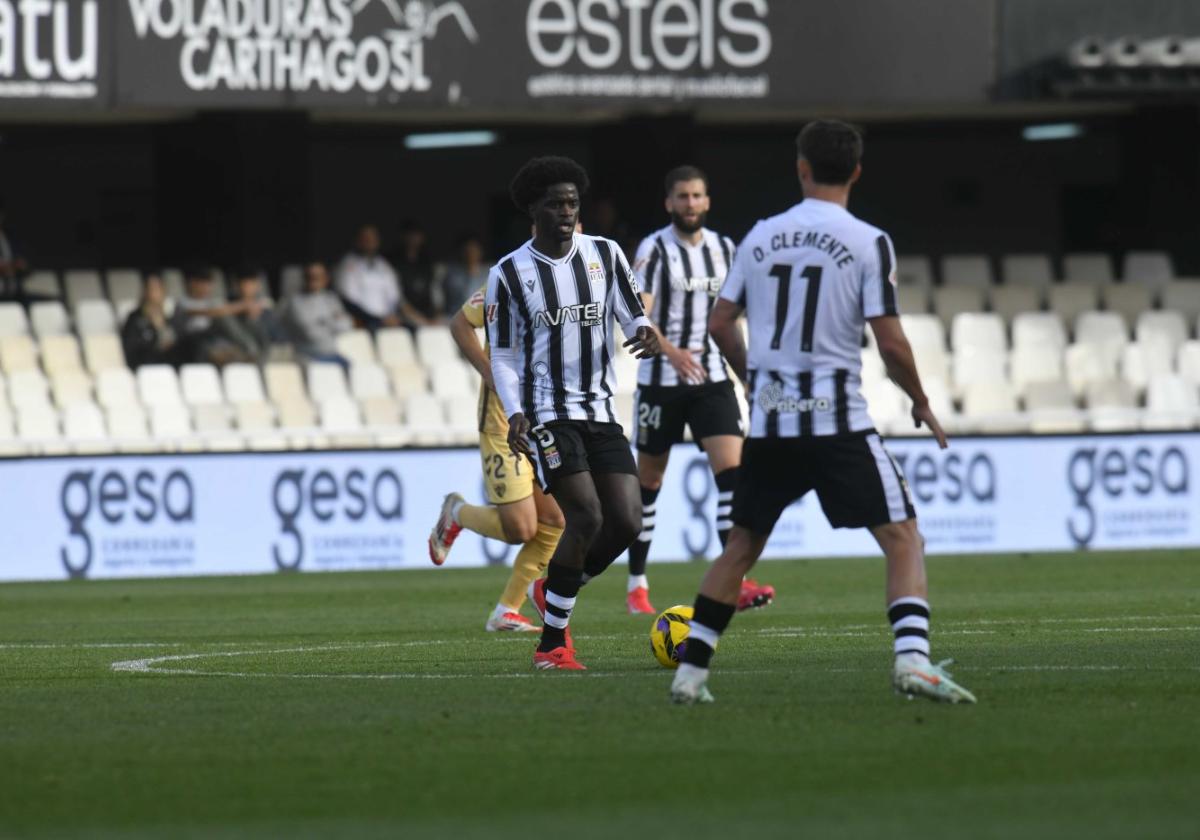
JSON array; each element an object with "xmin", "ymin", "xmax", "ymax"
[{"xmin": 650, "ymin": 605, "xmax": 694, "ymax": 669}]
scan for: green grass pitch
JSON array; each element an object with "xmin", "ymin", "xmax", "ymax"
[{"xmin": 1, "ymin": 551, "xmax": 1197, "ymax": 839}]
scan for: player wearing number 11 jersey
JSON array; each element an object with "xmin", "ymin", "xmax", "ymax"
[{"xmin": 669, "ymin": 120, "xmax": 976, "ymax": 706}]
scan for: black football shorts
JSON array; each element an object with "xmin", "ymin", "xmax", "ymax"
[
  {"xmin": 529, "ymin": 420, "xmax": 637, "ymax": 494},
  {"xmin": 633, "ymin": 380, "xmax": 744, "ymax": 455}
]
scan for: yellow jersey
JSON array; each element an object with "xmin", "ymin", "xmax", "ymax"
[{"xmin": 461, "ymin": 284, "xmax": 510, "ymax": 435}]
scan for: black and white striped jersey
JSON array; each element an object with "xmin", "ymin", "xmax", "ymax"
[
  {"xmin": 486, "ymin": 234, "xmax": 651, "ymax": 427},
  {"xmin": 720, "ymin": 198, "xmax": 898, "ymax": 439},
  {"xmin": 632, "ymin": 226, "xmax": 736, "ymax": 387}
]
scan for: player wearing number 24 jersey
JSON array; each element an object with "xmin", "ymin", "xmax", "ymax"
[{"xmin": 670, "ymin": 120, "xmax": 975, "ymax": 707}]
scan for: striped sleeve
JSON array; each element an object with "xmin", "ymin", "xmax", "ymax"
[
  {"xmin": 861, "ymin": 231, "xmax": 899, "ymax": 319},
  {"xmin": 720, "ymin": 224, "xmax": 760, "ymax": 310},
  {"xmin": 603, "ymin": 240, "xmax": 651, "ymax": 338},
  {"xmin": 485, "ymin": 266, "xmax": 513, "ymax": 349},
  {"xmin": 633, "ymin": 236, "xmax": 660, "ymax": 298}
]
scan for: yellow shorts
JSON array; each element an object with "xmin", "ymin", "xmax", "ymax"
[{"xmin": 480, "ymin": 429, "xmax": 535, "ymax": 505}]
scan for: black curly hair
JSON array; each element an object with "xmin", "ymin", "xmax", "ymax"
[{"xmin": 510, "ymin": 156, "xmax": 590, "ymax": 213}]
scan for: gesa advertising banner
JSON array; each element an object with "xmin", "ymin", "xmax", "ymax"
[
  {"xmin": 0, "ymin": 431, "xmax": 1194, "ymax": 582},
  {"xmin": 21, "ymin": 0, "xmax": 994, "ymax": 110}
]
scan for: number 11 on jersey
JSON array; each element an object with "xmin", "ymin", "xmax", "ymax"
[{"xmin": 768, "ymin": 263, "xmax": 823, "ymax": 352}]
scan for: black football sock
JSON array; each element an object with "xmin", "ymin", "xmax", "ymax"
[
  {"xmin": 681, "ymin": 594, "xmax": 736, "ymax": 669},
  {"xmin": 714, "ymin": 467, "xmax": 739, "ymax": 548},
  {"xmin": 626, "ymin": 485, "xmax": 660, "ymax": 578},
  {"xmin": 538, "ymin": 562, "xmax": 583, "ymax": 653}
]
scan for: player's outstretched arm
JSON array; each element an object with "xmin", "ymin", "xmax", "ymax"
[
  {"xmin": 868, "ymin": 315, "xmax": 948, "ymax": 449},
  {"xmin": 708, "ymin": 298, "xmax": 748, "ymax": 385}
]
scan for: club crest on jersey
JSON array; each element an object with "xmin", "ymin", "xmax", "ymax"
[
  {"xmin": 533, "ymin": 301, "xmax": 605, "ymax": 328},
  {"xmin": 588, "ymin": 262, "xmax": 605, "ymax": 283}
]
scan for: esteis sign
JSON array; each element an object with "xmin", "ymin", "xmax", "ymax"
[
  {"xmin": 125, "ymin": 0, "xmax": 478, "ymax": 94},
  {"xmin": 524, "ymin": 0, "xmax": 772, "ymax": 100},
  {"xmin": 0, "ymin": 0, "xmax": 98, "ymax": 99}
]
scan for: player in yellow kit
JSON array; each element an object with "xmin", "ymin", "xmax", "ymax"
[{"xmin": 428, "ymin": 285, "xmax": 565, "ymax": 631}]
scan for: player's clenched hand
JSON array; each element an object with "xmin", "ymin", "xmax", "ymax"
[
  {"xmin": 912, "ymin": 402, "xmax": 948, "ymax": 449},
  {"xmin": 667, "ymin": 346, "xmax": 708, "ymax": 385},
  {"xmin": 623, "ymin": 325, "xmax": 661, "ymax": 360},
  {"xmin": 507, "ymin": 412, "xmax": 533, "ymax": 458}
]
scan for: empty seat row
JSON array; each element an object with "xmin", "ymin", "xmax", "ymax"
[{"xmin": 897, "ymin": 251, "xmax": 1177, "ymax": 289}]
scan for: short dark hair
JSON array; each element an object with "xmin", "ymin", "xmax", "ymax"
[
  {"xmin": 664, "ymin": 165, "xmax": 708, "ymax": 196},
  {"xmin": 183, "ymin": 264, "xmax": 212, "ymax": 283},
  {"xmin": 796, "ymin": 120, "xmax": 863, "ymax": 185},
  {"xmin": 510, "ymin": 156, "xmax": 590, "ymax": 212}
]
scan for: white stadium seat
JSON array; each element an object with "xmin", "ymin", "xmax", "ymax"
[
  {"xmin": 51, "ymin": 369, "xmax": 94, "ymax": 409},
  {"xmin": 105, "ymin": 269, "xmax": 142, "ymax": 306},
  {"xmin": 1143, "ymin": 373, "xmax": 1199, "ymax": 430},
  {"xmin": 361, "ymin": 396, "xmax": 401, "ymax": 428},
  {"xmin": 17, "ymin": 403, "xmax": 61, "ymax": 447},
  {"xmin": 75, "ymin": 300, "xmax": 119, "ymax": 336},
  {"xmin": 0, "ymin": 303, "xmax": 30, "ymax": 337},
  {"xmin": 1028, "ymin": 407, "xmax": 1087, "ymax": 434},
  {"xmin": 1074, "ymin": 311, "xmax": 1128, "ymax": 367},
  {"xmin": 106, "ymin": 404, "xmax": 151, "ymax": 445},
  {"xmin": 388, "ymin": 362, "xmax": 428, "ymax": 400},
  {"xmin": 82, "ymin": 334, "xmax": 126, "ymax": 373},
  {"xmin": 952, "ymin": 347, "xmax": 1007, "ymax": 399},
  {"xmin": 900, "ymin": 313, "xmax": 946, "ymax": 352},
  {"xmin": 180, "ymin": 364, "xmax": 225, "ymax": 406},
  {"xmin": 1024, "ymin": 379, "xmax": 1074, "ymax": 411},
  {"xmin": 443, "ymin": 394, "xmax": 481, "ymax": 442},
  {"xmin": 265, "ymin": 363, "xmax": 308, "ymax": 404},
  {"xmin": 63, "ymin": 270, "xmax": 105, "ymax": 310},
  {"xmin": 9, "ymin": 369, "xmax": 52, "ymax": 410},
  {"xmin": 951, "ymin": 312, "xmax": 1006, "ymax": 354},
  {"xmin": 1011, "ymin": 312, "xmax": 1067, "ymax": 352},
  {"xmin": 404, "ymin": 392, "xmax": 446, "ymax": 444},
  {"xmin": 95, "ymin": 368, "xmax": 139, "ymax": 410},
  {"xmin": 1047, "ymin": 283, "xmax": 1100, "ymax": 328},
  {"xmin": 962, "ymin": 381, "xmax": 1028, "ymax": 433},
  {"xmin": 896, "ymin": 255, "xmax": 933, "ymax": 288},
  {"xmin": 1178, "ymin": 341, "xmax": 1200, "ymax": 387},
  {"xmin": 1010, "ymin": 345, "xmax": 1064, "ymax": 396},
  {"xmin": 429, "ymin": 359, "xmax": 473, "ymax": 399},
  {"xmin": 1135, "ymin": 310, "xmax": 1188, "ymax": 355},
  {"xmin": 940, "ymin": 254, "xmax": 993, "ymax": 289},
  {"xmin": 415, "ymin": 325, "xmax": 457, "ymax": 364},
  {"xmin": 335, "ymin": 330, "xmax": 377, "ymax": 365},
  {"xmin": 1160, "ymin": 281, "xmax": 1200, "ymax": 323},
  {"xmin": 896, "ymin": 284, "xmax": 929, "ymax": 315},
  {"xmin": 150, "ymin": 402, "xmax": 192, "ymax": 438},
  {"xmin": 62, "ymin": 402, "xmax": 109, "ymax": 450},
  {"xmin": 193, "ymin": 403, "xmax": 233, "ymax": 434},
  {"xmin": 235, "ymin": 401, "xmax": 276, "ymax": 434},
  {"xmin": 350, "ymin": 363, "xmax": 391, "ymax": 400},
  {"xmin": 376, "ymin": 328, "xmax": 417, "ymax": 366},
  {"xmin": 40, "ymin": 334, "xmax": 83, "ymax": 376},
  {"xmin": 1000, "ymin": 253, "xmax": 1053, "ymax": 290},
  {"xmin": 137, "ymin": 364, "xmax": 184, "ymax": 408},
  {"xmin": 222, "ymin": 364, "xmax": 266, "ymax": 404},
  {"xmin": 1121, "ymin": 340, "xmax": 1174, "ymax": 396},
  {"xmin": 987, "ymin": 286, "xmax": 1040, "ymax": 325},
  {"xmin": 29, "ymin": 301, "xmax": 70, "ymax": 337},
  {"xmin": 1102, "ymin": 283, "xmax": 1153, "ymax": 325},
  {"xmin": 306, "ymin": 362, "xmax": 349, "ymax": 404},
  {"xmin": 862, "ymin": 378, "xmax": 906, "ymax": 431},
  {"xmin": 0, "ymin": 334, "xmax": 38, "ymax": 373},
  {"xmin": 932, "ymin": 286, "xmax": 986, "ymax": 328},
  {"xmin": 1122, "ymin": 251, "xmax": 1174, "ymax": 286},
  {"xmin": 23, "ymin": 270, "xmax": 60, "ymax": 299},
  {"xmin": 276, "ymin": 397, "xmax": 317, "ymax": 430},
  {"xmin": 1063, "ymin": 252, "xmax": 1114, "ymax": 286},
  {"xmin": 1064, "ymin": 343, "xmax": 1118, "ymax": 398}
]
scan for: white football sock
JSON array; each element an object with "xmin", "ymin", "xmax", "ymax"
[{"xmin": 627, "ymin": 574, "xmax": 649, "ymax": 592}]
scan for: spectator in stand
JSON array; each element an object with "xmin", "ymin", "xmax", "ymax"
[
  {"xmin": 392, "ymin": 220, "xmax": 446, "ymax": 324},
  {"xmin": 442, "ymin": 233, "xmax": 488, "ymax": 314},
  {"xmin": 0, "ymin": 202, "xmax": 29, "ymax": 299},
  {"xmin": 121, "ymin": 273, "xmax": 180, "ymax": 368},
  {"xmin": 220, "ymin": 267, "xmax": 281, "ymax": 365},
  {"xmin": 173, "ymin": 265, "xmax": 255, "ymax": 365},
  {"xmin": 336, "ymin": 224, "xmax": 430, "ymax": 330},
  {"xmin": 281, "ymin": 262, "xmax": 353, "ymax": 367}
]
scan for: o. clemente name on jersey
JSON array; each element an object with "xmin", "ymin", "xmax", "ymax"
[{"xmin": 750, "ymin": 230, "xmax": 856, "ymax": 268}]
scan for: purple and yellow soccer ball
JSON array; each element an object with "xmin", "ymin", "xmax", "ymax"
[{"xmin": 650, "ymin": 605, "xmax": 694, "ymax": 669}]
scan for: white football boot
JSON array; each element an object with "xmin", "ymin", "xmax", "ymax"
[
  {"xmin": 670, "ymin": 663, "xmax": 715, "ymax": 705},
  {"xmin": 893, "ymin": 654, "xmax": 977, "ymax": 704}
]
